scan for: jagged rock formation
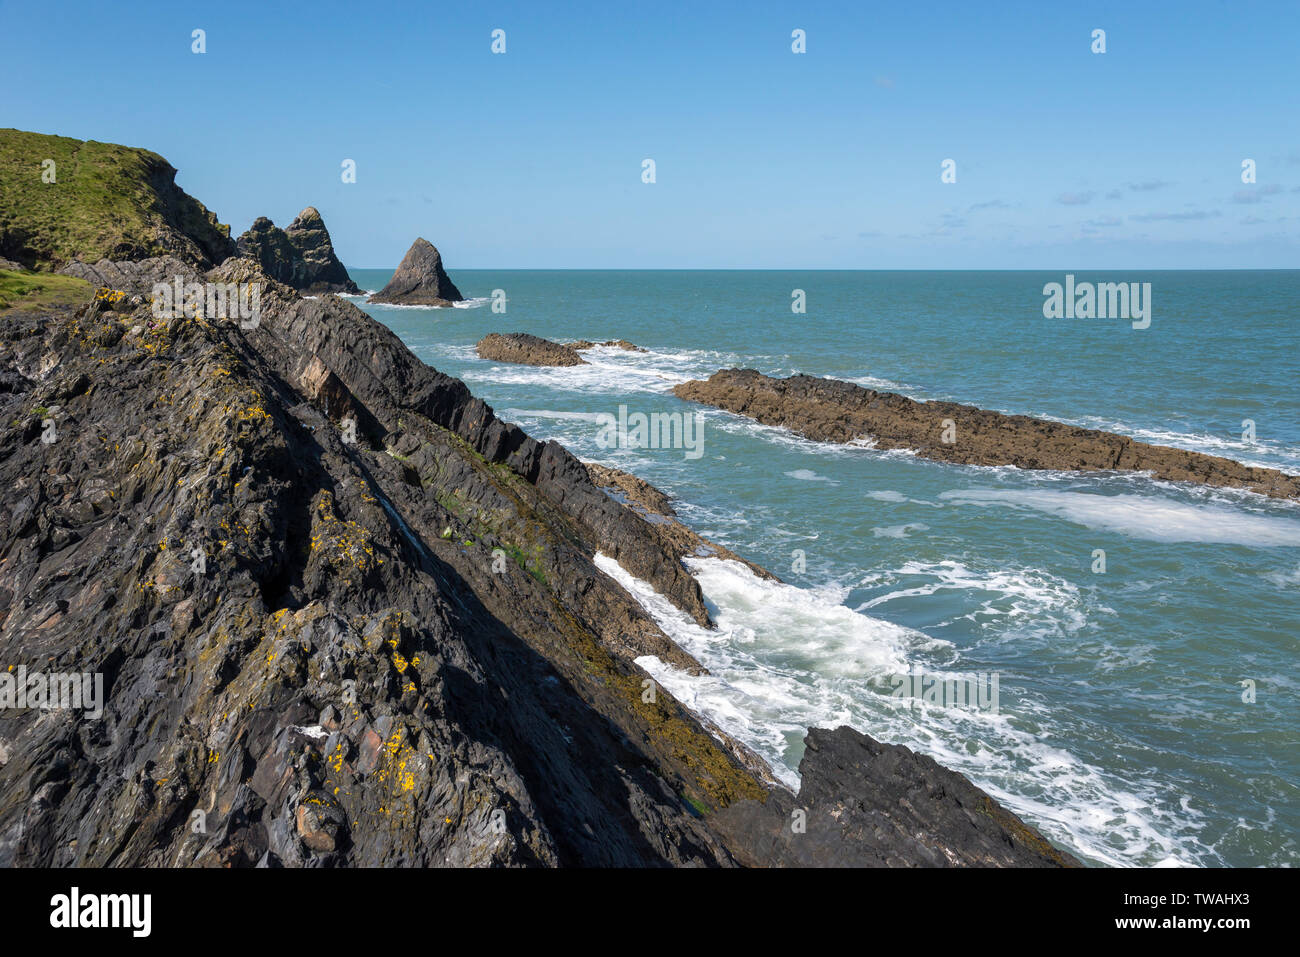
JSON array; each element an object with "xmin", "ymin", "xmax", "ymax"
[
  {"xmin": 0, "ymin": 129, "xmax": 234, "ymax": 270},
  {"xmin": 284, "ymin": 208, "xmax": 359, "ymax": 294},
  {"xmin": 369, "ymin": 239, "xmax": 463, "ymax": 306},
  {"xmin": 235, "ymin": 208, "xmax": 359, "ymax": 294},
  {"xmin": 0, "ymin": 255, "xmax": 1076, "ymax": 867},
  {"xmin": 0, "ymin": 258, "xmax": 24, "ymax": 272},
  {"xmin": 675, "ymin": 369, "xmax": 1300, "ymax": 498},
  {"xmin": 711, "ymin": 726, "xmax": 1079, "ymax": 867},
  {"xmin": 476, "ymin": 333, "xmax": 586, "ymax": 367}
]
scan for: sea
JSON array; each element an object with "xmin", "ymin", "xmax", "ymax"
[{"xmin": 342, "ymin": 268, "xmax": 1300, "ymax": 868}]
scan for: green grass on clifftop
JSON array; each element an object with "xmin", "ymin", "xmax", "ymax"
[
  {"xmin": 0, "ymin": 128, "xmax": 232, "ymax": 270},
  {"xmin": 0, "ymin": 269, "xmax": 93, "ymax": 313}
]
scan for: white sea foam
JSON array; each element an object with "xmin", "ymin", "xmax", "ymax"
[
  {"xmin": 463, "ymin": 351, "xmax": 693, "ymax": 395},
  {"xmin": 598, "ymin": 552, "xmax": 1203, "ymax": 866},
  {"xmin": 939, "ymin": 488, "xmax": 1300, "ymax": 547},
  {"xmin": 866, "ymin": 489, "xmax": 908, "ymax": 502},
  {"xmin": 359, "ymin": 296, "xmax": 489, "ymax": 311},
  {"xmin": 871, "ymin": 523, "xmax": 930, "ymax": 539},
  {"xmin": 857, "ymin": 559, "xmax": 1092, "ymax": 638},
  {"xmin": 866, "ymin": 489, "xmax": 943, "ymax": 506},
  {"xmin": 784, "ymin": 468, "xmax": 838, "ymax": 484},
  {"xmin": 842, "ymin": 373, "xmax": 912, "ymax": 392},
  {"xmin": 1263, "ymin": 563, "xmax": 1300, "ymax": 587},
  {"xmin": 500, "ymin": 408, "xmax": 608, "ymax": 424}
]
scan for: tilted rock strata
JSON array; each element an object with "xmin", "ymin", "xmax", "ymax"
[
  {"xmin": 476, "ymin": 333, "xmax": 587, "ymax": 367},
  {"xmin": 0, "ymin": 260, "xmax": 755, "ymax": 867},
  {"xmin": 56, "ymin": 255, "xmax": 199, "ymax": 291},
  {"xmin": 674, "ymin": 369, "xmax": 1300, "ymax": 498}
]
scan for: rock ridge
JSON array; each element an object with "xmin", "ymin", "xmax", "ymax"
[{"xmin": 674, "ymin": 368, "xmax": 1300, "ymax": 498}]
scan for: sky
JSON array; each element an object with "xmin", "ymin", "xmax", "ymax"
[{"xmin": 3, "ymin": 0, "xmax": 1298, "ymax": 268}]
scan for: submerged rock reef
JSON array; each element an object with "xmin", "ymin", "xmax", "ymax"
[
  {"xmin": 0, "ymin": 128, "xmax": 1078, "ymax": 867},
  {"xmin": 675, "ymin": 369, "xmax": 1300, "ymax": 498}
]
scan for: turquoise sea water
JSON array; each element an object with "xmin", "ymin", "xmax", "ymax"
[{"xmin": 345, "ymin": 269, "xmax": 1299, "ymax": 867}]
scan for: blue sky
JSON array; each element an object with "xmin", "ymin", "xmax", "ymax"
[{"xmin": 4, "ymin": 0, "xmax": 1298, "ymax": 268}]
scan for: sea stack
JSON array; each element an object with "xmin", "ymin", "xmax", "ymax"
[{"xmin": 369, "ymin": 237, "xmax": 464, "ymax": 306}]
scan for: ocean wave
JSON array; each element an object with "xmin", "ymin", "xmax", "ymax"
[{"xmin": 359, "ymin": 299, "xmax": 466, "ymax": 311}]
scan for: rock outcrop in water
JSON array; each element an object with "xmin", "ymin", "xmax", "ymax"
[
  {"xmin": 476, "ymin": 333, "xmax": 587, "ymax": 367},
  {"xmin": 368, "ymin": 238, "xmax": 463, "ymax": 306},
  {"xmin": 674, "ymin": 369, "xmax": 1300, "ymax": 498},
  {"xmin": 235, "ymin": 208, "xmax": 360, "ymax": 294},
  {"xmin": 475, "ymin": 335, "xmax": 646, "ymax": 367}
]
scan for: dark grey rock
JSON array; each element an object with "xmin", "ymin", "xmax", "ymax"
[
  {"xmin": 710, "ymin": 726, "xmax": 1081, "ymax": 867},
  {"xmin": 368, "ymin": 238, "xmax": 463, "ymax": 306},
  {"xmin": 235, "ymin": 209, "xmax": 359, "ymax": 295}
]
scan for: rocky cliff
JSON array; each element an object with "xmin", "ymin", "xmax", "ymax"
[{"xmin": 675, "ymin": 369, "xmax": 1300, "ymax": 498}]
